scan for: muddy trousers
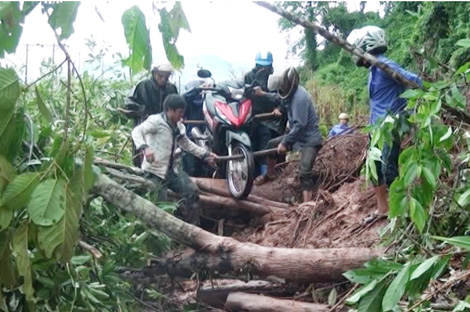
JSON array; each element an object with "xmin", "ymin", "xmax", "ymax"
[
  {"xmin": 267, "ymin": 136, "xmax": 321, "ymax": 191},
  {"xmin": 145, "ymin": 170, "xmax": 201, "ymax": 224}
]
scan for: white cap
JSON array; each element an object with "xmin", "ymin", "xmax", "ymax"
[{"xmin": 155, "ymin": 63, "xmax": 174, "ymax": 73}]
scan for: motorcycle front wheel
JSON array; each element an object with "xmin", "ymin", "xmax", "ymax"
[{"xmin": 226, "ymin": 142, "xmax": 255, "ymax": 199}]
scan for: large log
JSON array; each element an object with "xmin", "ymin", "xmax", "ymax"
[
  {"xmin": 197, "ymin": 280, "xmax": 290, "ymax": 308},
  {"xmin": 225, "ymin": 292, "xmax": 339, "ymax": 312},
  {"xmin": 192, "ymin": 177, "xmax": 291, "ymax": 209},
  {"xmin": 92, "ymin": 175, "xmax": 381, "ymax": 283}
]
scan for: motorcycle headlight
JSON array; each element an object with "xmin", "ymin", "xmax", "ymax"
[{"xmin": 228, "ymin": 86, "xmax": 244, "ymax": 100}]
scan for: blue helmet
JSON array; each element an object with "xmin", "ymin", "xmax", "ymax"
[{"xmin": 255, "ymin": 51, "xmax": 273, "ymax": 66}]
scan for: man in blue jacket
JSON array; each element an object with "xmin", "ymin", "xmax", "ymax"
[
  {"xmin": 347, "ymin": 26, "xmax": 422, "ymax": 216},
  {"xmin": 255, "ymin": 67, "xmax": 323, "ymax": 203},
  {"xmin": 328, "ymin": 113, "xmax": 352, "ymax": 138}
]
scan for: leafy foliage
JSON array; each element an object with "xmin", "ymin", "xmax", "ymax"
[
  {"xmin": 158, "ymin": 2, "xmax": 191, "ymax": 70},
  {"xmin": 121, "ymin": 5, "xmax": 152, "ymax": 75},
  {"xmin": 45, "ymin": 2, "xmax": 80, "ymax": 40},
  {"xmin": 0, "ymin": 2, "xmax": 188, "ymax": 310}
]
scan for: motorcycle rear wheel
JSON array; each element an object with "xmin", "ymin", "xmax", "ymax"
[{"xmin": 226, "ymin": 143, "xmax": 255, "ymax": 199}]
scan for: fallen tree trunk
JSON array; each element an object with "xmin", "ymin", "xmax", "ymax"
[
  {"xmin": 137, "ymin": 247, "xmax": 377, "ymax": 283},
  {"xmin": 192, "ymin": 177, "xmax": 291, "ymax": 209},
  {"xmin": 168, "ymin": 190, "xmax": 282, "ymax": 216},
  {"xmin": 225, "ymin": 292, "xmax": 340, "ymax": 312},
  {"xmin": 92, "ymin": 174, "xmax": 381, "ymax": 283},
  {"xmin": 197, "ymin": 280, "xmax": 290, "ymax": 308}
]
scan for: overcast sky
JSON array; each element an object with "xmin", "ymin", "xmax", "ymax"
[{"xmin": 4, "ymin": 1, "xmax": 379, "ymax": 85}]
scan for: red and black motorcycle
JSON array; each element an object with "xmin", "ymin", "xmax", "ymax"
[{"xmin": 192, "ymin": 70, "xmax": 257, "ymax": 199}]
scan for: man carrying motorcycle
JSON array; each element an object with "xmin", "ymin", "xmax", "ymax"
[
  {"xmin": 124, "ymin": 63, "xmax": 178, "ymax": 167},
  {"xmin": 244, "ymin": 51, "xmax": 283, "ymax": 177},
  {"xmin": 131, "ymin": 94, "xmax": 218, "ymax": 225},
  {"xmin": 255, "ymin": 67, "xmax": 323, "ymax": 203}
]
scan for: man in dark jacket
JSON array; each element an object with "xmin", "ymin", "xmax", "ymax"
[
  {"xmin": 124, "ymin": 63, "xmax": 178, "ymax": 166},
  {"xmin": 244, "ymin": 51, "xmax": 283, "ymax": 176},
  {"xmin": 255, "ymin": 67, "xmax": 323, "ymax": 203}
]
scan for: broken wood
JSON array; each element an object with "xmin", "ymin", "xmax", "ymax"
[
  {"xmin": 197, "ymin": 280, "xmax": 289, "ymax": 309},
  {"xmin": 168, "ymin": 190, "xmax": 282, "ymax": 216},
  {"xmin": 225, "ymin": 292, "xmax": 340, "ymax": 312},
  {"xmin": 92, "ymin": 175, "xmax": 381, "ymax": 283},
  {"xmin": 192, "ymin": 177, "xmax": 290, "ymax": 209}
]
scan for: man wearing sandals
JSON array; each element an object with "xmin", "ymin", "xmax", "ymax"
[
  {"xmin": 255, "ymin": 67, "xmax": 323, "ymax": 203},
  {"xmin": 347, "ymin": 26, "xmax": 422, "ymax": 217}
]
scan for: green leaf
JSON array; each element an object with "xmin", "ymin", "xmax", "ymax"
[
  {"xmin": 346, "ymin": 280, "xmax": 378, "ymax": 305},
  {"xmin": 84, "ymin": 143, "xmax": 94, "ymax": 191},
  {"xmin": 358, "ymin": 279, "xmax": 388, "ymax": 312},
  {"xmin": 12, "ymin": 222, "xmax": 34, "ymax": 301},
  {"xmin": 0, "ymin": 67, "xmax": 20, "ymax": 111},
  {"xmin": 433, "ymin": 236, "xmax": 470, "ymax": 249},
  {"xmin": 35, "ymin": 86, "xmax": 53, "ymax": 122},
  {"xmin": 28, "ymin": 179, "xmax": 66, "ymax": 226},
  {"xmin": 432, "ymin": 255, "xmax": 450, "ymax": 279},
  {"xmin": 0, "ymin": 206, "xmax": 12, "ymax": 230},
  {"xmin": 71, "ymin": 254, "xmax": 91, "ymax": 265},
  {"xmin": 456, "ymin": 39, "xmax": 470, "ymax": 48},
  {"xmin": 2, "ymin": 173, "xmax": 40, "ymax": 210},
  {"xmin": 37, "ymin": 170, "xmax": 83, "ymax": 261},
  {"xmin": 159, "ymin": 5, "xmax": 187, "ymax": 70},
  {"xmin": 409, "ymin": 197, "xmax": 427, "ymax": 233},
  {"xmin": 121, "ymin": 6, "xmax": 151, "ymax": 74},
  {"xmin": 0, "ymin": 154, "xmax": 15, "ymax": 192},
  {"xmin": 382, "ymin": 266, "xmax": 410, "ymax": 311},
  {"xmin": 458, "ymin": 189, "xmax": 470, "ymax": 207},
  {"xmin": 421, "ymin": 167, "xmax": 437, "ymax": 189},
  {"xmin": 0, "ymin": 2, "xmax": 38, "ymax": 57},
  {"xmin": 455, "ymin": 62, "xmax": 470, "ymax": 76},
  {"xmin": 403, "ymin": 163, "xmax": 418, "ymax": 187},
  {"xmin": 410, "ymin": 256, "xmax": 439, "ymax": 280},
  {"xmin": 451, "ymin": 85, "xmax": 465, "ymax": 109},
  {"xmin": 60, "ymin": 169, "xmax": 84, "ymax": 262},
  {"xmin": 46, "ymin": 2, "xmax": 80, "ymax": 39}
]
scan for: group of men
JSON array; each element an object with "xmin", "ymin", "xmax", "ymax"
[{"xmin": 125, "ymin": 25, "xmax": 422, "ymax": 224}]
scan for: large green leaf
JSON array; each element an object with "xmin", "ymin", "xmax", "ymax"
[
  {"xmin": 37, "ymin": 170, "xmax": 83, "ymax": 261},
  {"xmin": 0, "ymin": 206, "xmax": 12, "ymax": 230},
  {"xmin": 12, "ymin": 222, "xmax": 33, "ymax": 301},
  {"xmin": 159, "ymin": 7, "xmax": 186, "ymax": 70},
  {"xmin": 60, "ymin": 169, "xmax": 84, "ymax": 262},
  {"xmin": 382, "ymin": 266, "xmax": 410, "ymax": 311},
  {"xmin": 0, "ymin": 2, "xmax": 38, "ymax": 57},
  {"xmin": 121, "ymin": 6, "xmax": 151, "ymax": 74},
  {"xmin": 0, "ymin": 67, "xmax": 20, "ymax": 112},
  {"xmin": 46, "ymin": 2, "xmax": 80, "ymax": 39},
  {"xmin": 35, "ymin": 86, "xmax": 53, "ymax": 122},
  {"xmin": 409, "ymin": 197, "xmax": 427, "ymax": 233},
  {"xmin": 433, "ymin": 236, "xmax": 470, "ymax": 249},
  {"xmin": 2, "ymin": 173, "xmax": 40, "ymax": 210},
  {"xmin": 410, "ymin": 256, "xmax": 439, "ymax": 281},
  {"xmin": 28, "ymin": 178, "xmax": 66, "ymax": 226},
  {"xmin": 456, "ymin": 39, "xmax": 470, "ymax": 48},
  {"xmin": 357, "ymin": 279, "xmax": 388, "ymax": 312},
  {"xmin": 0, "ymin": 154, "xmax": 15, "ymax": 193}
]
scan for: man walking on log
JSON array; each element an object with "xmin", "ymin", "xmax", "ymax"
[
  {"xmin": 255, "ymin": 67, "xmax": 323, "ymax": 203},
  {"xmin": 347, "ymin": 26, "xmax": 422, "ymax": 217},
  {"xmin": 132, "ymin": 94, "xmax": 218, "ymax": 224}
]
